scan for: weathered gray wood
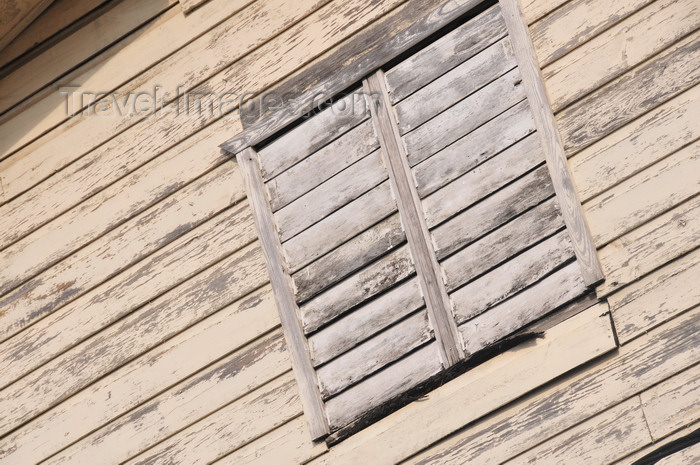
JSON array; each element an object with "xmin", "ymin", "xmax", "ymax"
[
  {"xmin": 441, "ymin": 197, "xmax": 564, "ymax": 291},
  {"xmin": 275, "ymin": 149, "xmax": 387, "ymax": 241},
  {"xmin": 459, "ymin": 261, "xmax": 587, "ymax": 355},
  {"xmin": 293, "ymin": 213, "xmax": 406, "ymax": 302},
  {"xmin": 500, "ymin": 0, "xmax": 604, "ymax": 286},
  {"xmin": 557, "ymin": 30, "xmax": 700, "ymax": 155},
  {"xmin": 365, "ymin": 70, "xmax": 464, "ymax": 366},
  {"xmin": 282, "ymin": 180, "xmax": 397, "ymax": 271},
  {"xmin": 324, "ymin": 342, "xmax": 443, "ymax": 430},
  {"xmin": 423, "ymin": 134, "xmax": 543, "ymax": 229},
  {"xmin": 308, "ymin": 278, "xmax": 423, "ymax": 366},
  {"xmin": 395, "ymin": 37, "xmax": 516, "ymax": 133},
  {"xmin": 317, "ymin": 310, "xmax": 432, "ymax": 398},
  {"xmin": 236, "ymin": 148, "xmax": 329, "ymax": 439},
  {"xmin": 385, "ymin": 4, "xmax": 507, "ymax": 103},
  {"xmin": 432, "ymin": 164, "xmax": 554, "ymax": 259},
  {"xmin": 267, "ymin": 119, "xmax": 379, "ymax": 211},
  {"xmin": 404, "ymin": 67, "xmax": 525, "ymax": 167},
  {"xmin": 257, "ymin": 92, "xmax": 370, "ymax": 180},
  {"xmin": 451, "ymin": 230, "xmax": 575, "ymax": 324},
  {"xmin": 414, "ymin": 99, "xmax": 536, "ymax": 198},
  {"xmin": 300, "ymin": 245, "xmax": 415, "ymax": 334},
  {"xmin": 220, "ymin": 0, "xmax": 489, "ymax": 154}
]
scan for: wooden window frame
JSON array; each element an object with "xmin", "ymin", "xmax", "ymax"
[{"xmin": 222, "ymin": 0, "xmax": 604, "ymax": 442}]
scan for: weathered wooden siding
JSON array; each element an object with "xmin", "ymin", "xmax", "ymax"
[{"xmin": 0, "ymin": 0, "xmax": 697, "ymax": 463}]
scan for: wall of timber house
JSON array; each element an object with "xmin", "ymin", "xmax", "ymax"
[{"xmin": 0, "ymin": 0, "xmax": 696, "ymax": 464}]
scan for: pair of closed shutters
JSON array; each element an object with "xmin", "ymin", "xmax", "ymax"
[{"xmin": 238, "ymin": 3, "xmax": 592, "ymax": 440}]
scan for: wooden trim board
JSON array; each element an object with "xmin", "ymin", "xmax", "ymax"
[
  {"xmin": 498, "ymin": 0, "xmax": 604, "ymax": 286},
  {"xmin": 236, "ymin": 148, "xmax": 329, "ymax": 440}
]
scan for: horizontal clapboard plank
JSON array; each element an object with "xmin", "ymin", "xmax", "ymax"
[
  {"xmin": 0, "ymin": 242, "xmax": 269, "ymax": 436},
  {"xmin": 275, "ymin": 149, "xmax": 387, "ymax": 241},
  {"xmin": 544, "ymin": 0, "xmax": 699, "ymax": 113},
  {"xmin": 0, "ymin": 284, "xmax": 279, "ymax": 464},
  {"xmin": 441, "ymin": 196, "xmax": 563, "ymax": 291},
  {"xmin": 293, "ymin": 213, "xmax": 406, "ymax": 303},
  {"xmin": 324, "ymin": 342, "xmax": 443, "ymax": 430},
  {"xmin": 317, "ymin": 310, "xmax": 432, "ymax": 398},
  {"xmin": 0, "ymin": 202, "xmax": 256, "ymax": 390},
  {"xmin": 414, "ymin": 99, "xmax": 536, "ymax": 197},
  {"xmin": 259, "ymin": 92, "xmax": 369, "ymax": 180},
  {"xmin": 610, "ymin": 247, "xmax": 700, "ymax": 344},
  {"xmin": 423, "ymin": 134, "xmax": 543, "ymax": 228},
  {"xmin": 308, "ymin": 278, "xmax": 423, "ymax": 366},
  {"xmin": 267, "ymin": 119, "xmax": 379, "ymax": 211},
  {"xmin": 432, "ymin": 164, "xmax": 554, "ymax": 259},
  {"xmin": 404, "ymin": 67, "xmax": 525, "ymax": 166},
  {"xmin": 282, "ymin": 180, "xmax": 397, "ymax": 271},
  {"xmin": 309, "ymin": 303, "xmax": 616, "ymax": 465},
  {"xmin": 385, "ymin": 3, "xmax": 507, "ymax": 103},
  {"xmin": 452, "ymin": 230, "xmax": 575, "ymax": 324},
  {"xmin": 300, "ymin": 245, "xmax": 415, "ymax": 333},
  {"xmin": 42, "ymin": 330, "xmax": 290, "ymax": 465},
  {"xmin": 395, "ymin": 36, "xmax": 516, "ymax": 134},
  {"xmin": 570, "ymin": 84, "xmax": 700, "ymax": 202},
  {"xmin": 557, "ymin": 30, "xmax": 700, "ymax": 155}
]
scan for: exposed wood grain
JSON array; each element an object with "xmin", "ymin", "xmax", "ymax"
[
  {"xmin": 317, "ymin": 310, "xmax": 431, "ymax": 398},
  {"xmin": 212, "ymin": 416, "xmax": 328, "ymax": 465},
  {"xmin": 0, "ymin": 241, "xmax": 269, "ymax": 437},
  {"xmin": 656, "ymin": 443, "xmax": 700, "ymax": 465},
  {"xmin": 43, "ymin": 331, "xmax": 291, "ymax": 465},
  {"xmin": 275, "ymin": 149, "xmax": 387, "ymax": 242},
  {"xmin": 237, "ymin": 147, "xmax": 329, "ymax": 439},
  {"xmin": 0, "ymin": 202, "xmax": 256, "ymax": 390},
  {"xmin": 585, "ymin": 141, "xmax": 700, "ymax": 246},
  {"xmin": 123, "ymin": 373, "xmax": 301, "ymax": 465},
  {"xmin": 308, "ymin": 278, "xmax": 423, "ymax": 366},
  {"xmin": 451, "ymin": 230, "xmax": 574, "ymax": 321},
  {"xmin": 404, "ymin": 67, "xmax": 525, "ymax": 166},
  {"xmin": 413, "ymin": 99, "xmax": 536, "ymax": 198},
  {"xmin": 0, "ymin": 284, "xmax": 280, "ymax": 464},
  {"xmin": 570, "ymin": 85, "xmax": 700, "ymax": 202},
  {"xmin": 0, "ymin": 0, "xmax": 179, "ymax": 116},
  {"xmin": 519, "ymin": 0, "xmax": 567, "ymax": 25},
  {"xmin": 385, "ymin": 3, "xmax": 507, "ymax": 103},
  {"xmin": 407, "ymin": 306, "xmax": 699, "ymax": 465},
  {"xmin": 221, "ymin": 0, "xmax": 489, "ymax": 153},
  {"xmin": 324, "ymin": 342, "xmax": 443, "ymax": 431},
  {"xmin": 423, "ymin": 134, "xmax": 543, "ymax": 228},
  {"xmin": 267, "ymin": 119, "xmax": 379, "ymax": 211},
  {"xmin": 395, "ymin": 37, "xmax": 516, "ymax": 133},
  {"xmin": 641, "ymin": 363, "xmax": 700, "ymax": 440},
  {"xmin": 557, "ymin": 30, "xmax": 700, "ymax": 155},
  {"xmin": 544, "ymin": 0, "xmax": 700, "ymax": 113},
  {"xmin": 613, "ymin": 422, "xmax": 700, "ymax": 465},
  {"xmin": 311, "ymin": 303, "xmax": 615, "ymax": 465},
  {"xmin": 366, "ymin": 70, "xmax": 464, "ymax": 365},
  {"xmin": 503, "ymin": 396, "xmax": 652, "ymax": 465},
  {"xmin": 596, "ymin": 195, "xmax": 700, "ymax": 297},
  {"xmin": 0, "ymin": 162, "xmax": 244, "ymax": 343},
  {"xmin": 610, "ymin": 248, "xmax": 700, "ymax": 344},
  {"xmin": 300, "ymin": 245, "xmax": 415, "ymax": 334},
  {"xmin": 293, "ymin": 213, "xmax": 406, "ymax": 302},
  {"xmin": 0, "ymin": 0, "xmax": 55, "ymax": 54},
  {"xmin": 0, "ymin": 0, "xmax": 109, "ymax": 71},
  {"xmin": 460, "ymin": 261, "xmax": 588, "ymax": 355},
  {"xmin": 282, "ymin": 180, "xmax": 397, "ymax": 272},
  {"xmin": 500, "ymin": 0, "xmax": 603, "ymax": 286},
  {"xmin": 432, "ymin": 164, "xmax": 554, "ymax": 259},
  {"xmin": 441, "ymin": 197, "xmax": 564, "ymax": 291},
  {"xmin": 258, "ymin": 92, "xmax": 370, "ymax": 180}
]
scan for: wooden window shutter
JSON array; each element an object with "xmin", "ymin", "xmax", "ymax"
[{"xmin": 232, "ymin": 1, "xmax": 603, "ymax": 443}]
